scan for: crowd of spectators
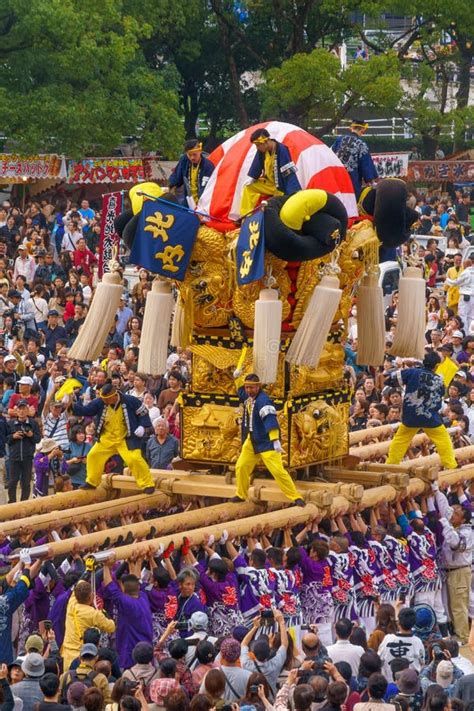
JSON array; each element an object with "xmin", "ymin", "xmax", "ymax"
[
  {"xmin": 347, "ymin": 189, "xmax": 473, "ymax": 454},
  {"xmin": 0, "ymin": 480, "xmax": 472, "ymax": 711},
  {"xmin": 0, "ymin": 197, "xmax": 187, "ymax": 503}
]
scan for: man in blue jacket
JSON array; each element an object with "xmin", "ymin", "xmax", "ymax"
[
  {"xmin": 331, "ymin": 119, "xmax": 378, "ymax": 198},
  {"xmin": 168, "ymin": 139, "xmax": 214, "ymax": 207},
  {"xmin": 385, "ymin": 351, "xmax": 457, "ymax": 470},
  {"xmin": 240, "ymin": 128, "xmax": 301, "ymax": 216},
  {"xmin": 72, "ymin": 382, "xmax": 155, "ymax": 492},
  {"xmin": 231, "ymin": 373, "xmax": 304, "ymax": 506}
]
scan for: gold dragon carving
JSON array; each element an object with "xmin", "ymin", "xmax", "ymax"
[{"xmin": 290, "ymin": 399, "xmax": 349, "ymax": 467}]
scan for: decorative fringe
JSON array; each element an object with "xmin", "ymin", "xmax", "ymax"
[
  {"xmin": 138, "ymin": 280, "xmax": 174, "ymax": 376},
  {"xmin": 286, "ymin": 273, "xmax": 342, "ymax": 368},
  {"xmin": 356, "ymin": 271, "xmax": 385, "ymax": 366},
  {"xmin": 253, "ymin": 288, "xmax": 282, "ymax": 383},
  {"xmin": 170, "ymin": 288, "xmax": 194, "ymax": 349},
  {"xmin": 390, "ymin": 266, "xmax": 426, "ymax": 359},
  {"xmin": 68, "ymin": 272, "xmax": 123, "ymax": 362}
]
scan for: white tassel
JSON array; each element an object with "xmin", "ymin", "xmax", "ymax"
[
  {"xmin": 356, "ymin": 271, "xmax": 385, "ymax": 366},
  {"xmin": 253, "ymin": 288, "xmax": 282, "ymax": 384},
  {"xmin": 68, "ymin": 272, "xmax": 123, "ymax": 361},
  {"xmin": 170, "ymin": 290, "xmax": 193, "ymax": 349},
  {"xmin": 138, "ymin": 280, "xmax": 175, "ymax": 376},
  {"xmin": 390, "ymin": 266, "xmax": 426, "ymax": 359},
  {"xmin": 286, "ymin": 273, "xmax": 342, "ymax": 368}
]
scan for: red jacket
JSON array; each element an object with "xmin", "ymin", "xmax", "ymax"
[{"xmin": 72, "ymin": 247, "xmax": 97, "ymax": 276}]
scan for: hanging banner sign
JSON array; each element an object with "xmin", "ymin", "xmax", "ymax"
[
  {"xmin": 407, "ymin": 160, "xmax": 474, "ymax": 183},
  {"xmin": 98, "ymin": 191, "xmax": 124, "ymax": 278},
  {"xmin": 0, "ymin": 154, "xmax": 64, "ymax": 182},
  {"xmin": 68, "ymin": 158, "xmax": 145, "ymax": 184},
  {"xmin": 372, "ymin": 153, "xmax": 409, "ymax": 179}
]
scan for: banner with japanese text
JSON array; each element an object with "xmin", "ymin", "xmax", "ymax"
[
  {"xmin": 407, "ymin": 161, "xmax": 474, "ymax": 183},
  {"xmin": 236, "ymin": 208, "xmax": 265, "ymax": 285},
  {"xmin": 129, "ymin": 198, "xmax": 200, "ymax": 281},
  {"xmin": 0, "ymin": 154, "xmax": 65, "ymax": 182},
  {"xmin": 372, "ymin": 153, "xmax": 409, "ymax": 179},
  {"xmin": 68, "ymin": 158, "xmax": 145, "ymax": 184},
  {"xmin": 99, "ymin": 192, "xmax": 124, "ymax": 278}
]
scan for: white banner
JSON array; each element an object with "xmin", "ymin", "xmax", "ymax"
[{"xmin": 372, "ymin": 152, "xmax": 409, "ymax": 179}]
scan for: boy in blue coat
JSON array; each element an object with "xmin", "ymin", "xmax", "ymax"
[
  {"xmin": 240, "ymin": 128, "xmax": 301, "ymax": 216},
  {"xmin": 231, "ymin": 373, "xmax": 304, "ymax": 506},
  {"xmin": 72, "ymin": 382, "xmax": 155, "ymax": 492}
]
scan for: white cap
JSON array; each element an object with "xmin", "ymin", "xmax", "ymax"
[{"xmin": 18, "ymin": 376, "xmax": 33, "ymax": 386}]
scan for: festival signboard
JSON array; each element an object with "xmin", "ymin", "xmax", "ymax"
[
  {"xmin": 372, "ymin": 152, "xmax": 409, "ymax": 179},
  {"xmin": 67, "ymin": 158, "xmax": 145, "ymax": 184},
  {"xmin": 98, "ymin": 191, "xmax": 124, "ymax": 277},
  {"xmin": 407, "ymin": 161, "xmax": 474, "ymax": 183}
]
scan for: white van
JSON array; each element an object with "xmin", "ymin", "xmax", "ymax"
[{"xmin": 378, "ymin": 261, "xmax": 401, "ymax": 308}]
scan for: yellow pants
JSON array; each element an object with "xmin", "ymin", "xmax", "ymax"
[
  {"xmin": 447, "ymin": 565, "xmax": 471, "ymax": 643},
  {"xmin": 386, "ymin": 423, "xmax": 457, "ymax": 470},
  {"xmin": 235, "ymin": 436, "xmax": 300, "ymax": 502},
  {"xmin": 86, "ymin": 439, "xmax": 154, "ymax": 489},
  {"xmin": 240, "ymin": 180, "xmax": 283, "ymax": 216}
]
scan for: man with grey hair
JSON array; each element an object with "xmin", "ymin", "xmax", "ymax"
[{"xmin": 145, "ymin": 417, "xmax": 179, "ymax": 469}]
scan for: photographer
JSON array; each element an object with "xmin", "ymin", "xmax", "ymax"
[
  {"xmin": 241, "ymin": 608, "xmax": 288, "ymax": 698},
  {"xmin": 7, "ymin": 399, "xmax": 40, "ymax": 502}
]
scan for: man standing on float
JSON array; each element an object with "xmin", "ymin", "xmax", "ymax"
[
  {"xmin": 231, "ymin": 373, "xmax": 305, "ymax": 506},
  {"xmin": 331, "ymin": 119, "xmax": 378, "ymax": 198},
  {"xmin": 240, "ymin": 128, "xmax": 301, "ymax": 216},
  {"xmin": 73, "ymin": 382, "xmax": 156, "ymax": 493},
  {"xmin": 169, "ymin": 139, "xmax": 215, "ymax": 208}
]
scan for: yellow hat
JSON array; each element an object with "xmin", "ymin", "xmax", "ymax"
[{"xmin": 129, "ymin": 182, "xmax": 163, "ymax": 215}]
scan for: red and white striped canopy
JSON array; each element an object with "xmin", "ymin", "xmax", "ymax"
[{"xmin": 197, "ymin": 121, "xmax": 357, "ymax": 222}]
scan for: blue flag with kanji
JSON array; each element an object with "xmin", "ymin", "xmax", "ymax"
[
  {"xmin": 236, "ymin": 208, "xmax": 265, "ymax": 285},
  {"xmin": 129, "ymin": 198, "xmax": 200, "ymax": 281}
]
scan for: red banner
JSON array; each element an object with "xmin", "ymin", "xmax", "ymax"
[
  {"xmin": 407, "ymin": 160, "xmax": 474, "ymax": 183},
  {"xmin": 99, "ymin": 192, "xmax": 123, "ymax": 278}
]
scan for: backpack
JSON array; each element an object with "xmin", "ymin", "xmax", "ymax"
[
  {"xmin": 61, "ymin": 669, "xmax": 98, "ymax": 703},
  {"xmin": 127, "ymin": 667, "xmax": 157, "ymax": 703}
]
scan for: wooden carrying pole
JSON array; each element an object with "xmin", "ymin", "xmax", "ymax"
[
  {"xmin": 96, "ymin": 503, "xmax": 323, "ymax": 561},
  {"xmin": 363, "ymin": 447, "xmax": 474, "ymax": 471},
  {"xmin": 0, "ymin": 486, "xmax": 112, "ymax": 523},
  {"xmin": 42, "ymin": 501, "xmax": 273, "ymax": 558},
  {"xmin": 350, "ymin": 426, "xmax": 461, "ymax": 459},
  {"xmin": 349, "ymin": 423, "xmax": 399, "ymax": 445},
  {"xmin": 350, "ymin": 432, "xmax": 433, "ymax": 459},
  {"xmin": 0, "ymin": 492, "xmax": 170, "ymax": 538}
]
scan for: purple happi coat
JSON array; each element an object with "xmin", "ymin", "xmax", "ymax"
[
  {"xmin": 233, "ymin": 554, "xmax": 274, "ymax": 621},
  {"xmin": 298, "ymin": 547, "xmax": 333, "ymax": 624}
]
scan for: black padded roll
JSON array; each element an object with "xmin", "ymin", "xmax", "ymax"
[
  {"xmin": 264, "ymin": 195, "xmax": 344, "ymax": 262},
  {"xmin": 374, "ymin": 178, "xmax": 411, "ymax": 247}
]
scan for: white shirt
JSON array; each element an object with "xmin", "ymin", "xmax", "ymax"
[
  {"xmin": 378, "ymin": 633, "xmax": 425, "ymax": 679},
  {"xmin": 446, "ymin": 266, "xmax": 474, "ymax": 297},
  {"xmin": 326, "ymin": 640, "xmax": 365, "ymax": 676},
  {"xmin": 31, "ymin": 296, "xmax": 49, "ymax": 323},
  {"xmin": 13, "ymin": 255, "xmax": 36, "ymax": 282},
  {"xmin": 452, "ymin": 654, "xmax": 474, "ymax": 676}
]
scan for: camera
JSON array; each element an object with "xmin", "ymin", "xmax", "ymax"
[
  {"xmin": 249, "ymin": 685, "xmax": 259, "ymax": 694},
  {"xmin": 260, "ymin": 609, "xmax": 274, "ymax": 626},
  {"xmin": 175, "ymin": 621, "xmax": 189, "ymax": 631},
  {"xmin": 432, "ymin": 643, "xmax": 445, "ymax": 661},
  {"xmin": 222, "ymin": 706, "xmax": 233, "ymax": 711},
  {"xmin": 43, "ymin": 620, "xmax": 52, "ymax": 631}
]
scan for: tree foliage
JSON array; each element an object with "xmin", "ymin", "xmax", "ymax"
[
  {"xmin": 0, "ymin": 0, "xmax": 183, "ymax": 156},
  {"xmin": 0, "ymin": 0, "xmax": 471, "ymax": 154}
]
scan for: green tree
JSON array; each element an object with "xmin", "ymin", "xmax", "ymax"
[
  {"xmin": 261, "ymin": 49, "xmax": 404, "ymax": 136},
  {"xmin": 0, "ymin": 0, "xmax": 183, "ymax": 156}
]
